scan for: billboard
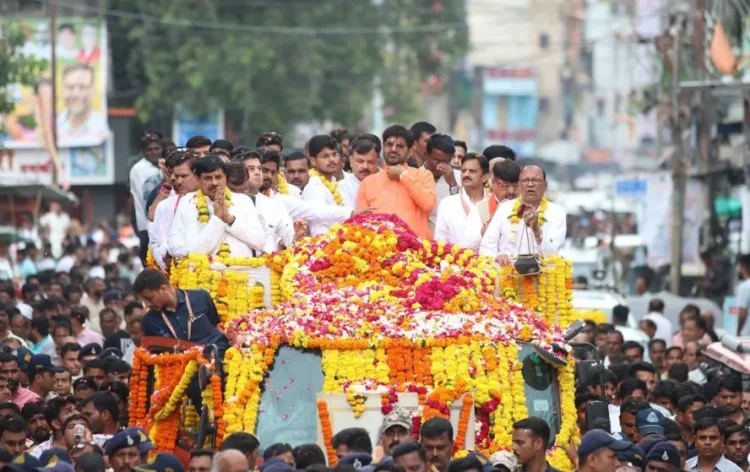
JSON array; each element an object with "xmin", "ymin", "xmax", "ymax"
[
  {"xmin": 1, "ymin": 18, "xmax": 109, "ymax": 149},
  {"xmin": 0, "ymin": 139, "xmax": 114, "ymax": 186}
]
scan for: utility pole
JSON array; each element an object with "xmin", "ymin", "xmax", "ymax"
[
  {"xmin": 49, "ymin": 0, "xmax": 58, "ymax": 184},
  {"xmin": 669, "ymin": 12, "xmax": 686, "ymax": 295}
]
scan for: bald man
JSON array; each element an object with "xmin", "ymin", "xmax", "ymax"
[
  {"xmin": 213, "ymin": 449, "xmax": 250, "ymax": 472},
  {"xmin": 480, "ymin": 165, "xmax": 566, "ymax": 263}
]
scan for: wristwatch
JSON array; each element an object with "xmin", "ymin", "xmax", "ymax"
[{"xmin": 449, "ymin": 186, "xmax": 459, "ymax": 195}]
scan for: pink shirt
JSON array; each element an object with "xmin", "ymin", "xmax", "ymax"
[
  {"xmin": 12, "ymin": 387, "xmax": 40, "ymax": 408},
  {"xmin": 76, "ymin": 328, "xmax": 104, "ymax": 348},
  {"xmin": 671, "ymin": 331, "xmax": 713, "ymax": 349}
]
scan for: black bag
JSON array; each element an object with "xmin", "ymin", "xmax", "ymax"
[
  {"xmin": 514, "ymin": 254, "xmax": 541, "ymax": 275},
  {"xmin": 514, "ymin": 226, "xmax": 541, "ymax": 275}
]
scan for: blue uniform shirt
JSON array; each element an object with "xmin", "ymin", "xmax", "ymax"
[{"xmin": 142, "ymin": 289, "xmax": 228, "ymax": 355}]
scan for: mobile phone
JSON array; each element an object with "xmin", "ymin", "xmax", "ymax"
[
  {"xmin": 586, "ymin": 401, "xmax": 610, "ymax": 432},
  {"xmin": 74, "ymin": 424, "xmax": 84, "ymax": 443}
]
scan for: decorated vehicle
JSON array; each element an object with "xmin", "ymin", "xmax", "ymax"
[{"xmin": 130, "ymin": 213, "xmax": 580, "ymax": 470}]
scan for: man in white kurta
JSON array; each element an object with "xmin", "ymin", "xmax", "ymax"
[
  {"xmin": 434, "ymin": 154, "xmax": 489, "ymax": 246},
  {"xmin": 231, "ymin": 156, "xmax": 295, "ymax": 253},
  {"xmin": 168, "ymin": 156, "xmax": 265, "ymax": 259},
  {"xmin": 148, "ymin": 150, "xmax": 200, "ymax": 269},
  {"xmin": 302, "ymin": 135, "xmax": 348, "ymax": 235},
  {"xmin": 480, "ymin": 165, "xmax": 566, "ymax": 261},
  {"xmin": 422, "ymin": 134, "xmax": 462, "ymax": 233}
]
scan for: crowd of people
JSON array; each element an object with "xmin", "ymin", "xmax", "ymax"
[{"xmin": 0, "ymin": 121, "xmax": 743, "ymax": 472}]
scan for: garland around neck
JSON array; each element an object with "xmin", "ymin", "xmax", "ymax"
[
  {"xmin": 309, "ymin": 168, "xmax": 344, "ymax": 206},
  {"xmin": 509, "ymin": 196, "xmax": 548, "ymax": 226},
  {"xmin": 195, "ymin": 188, "xmax": 232, "ymax": 224}
]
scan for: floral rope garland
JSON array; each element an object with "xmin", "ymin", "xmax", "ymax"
[
  {"xmin": 509, "ymin": 196, "xmax": 548, "ymax": 225},
  {"xmin": 129, "ymin": 349, "xmax": 213, "ymax": 453},
  {"xmin": 309, "ymin": 169, "xmax": 344, "ymax": 205},
  {"xmin": 548, "ymin": 358, "xmax": 578, "ymax": 471},
  {"xmin": 195, "ymin": 188, "xmax": 232, "ymax": 223},
  {"xmin": 317, "ymin": 400, "xmax": 337, "ymax": 466}
]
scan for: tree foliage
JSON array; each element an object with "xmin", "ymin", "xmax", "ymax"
[
  {"xmin": 108, "ymin": 0, "xmax": 467, "ymax": 141},
  {"xmin": 0, "ymin": 22, "xmax": 48, "ymax": 115}
]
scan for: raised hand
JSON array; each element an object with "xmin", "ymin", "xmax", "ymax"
[
  {"xmin": 213, "ymin": 191, "xmax": 224, "ymax": 221},
  {"xmin": 293, "ymin": 220, "xmax": 309, "ymax": 240},
  {"xmin": 436, "ymin": 162, "xmax": 457, "ymax": 187},
  {"xmin": 386, "ymin": 165, "xmax": 405, "ymax": 181}
]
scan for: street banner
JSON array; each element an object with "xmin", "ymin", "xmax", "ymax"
[{"xmin": 0, "ymin": 18, "xmax": 109, "ymax": 149}]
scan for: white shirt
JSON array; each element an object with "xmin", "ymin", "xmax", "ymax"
[
  {"xmin": 689, "ymin": 368, "xmax": 708, "ymax": 385},
  {"xmin": 16, "ymin": 301, "xmax": 32, "ymax": 319},
  {"xmin": 462, "ymin": 197, "xmax": 510, "ymax": 252},
  {"xmin": 129, "ymin": 158, "xmax": 161, "ymax": 232},
  {"xmin": 615, "ymin": 325, "xmax": 651, "ymax": 361},
  {"xmin": 168, "ymin": 191, "xmax": 265, "ymax": 259},
  {"xmin": 338, "ymin": 174, "xmax": 362, "ymax": 209},
  {"xmin": 270, "ymin": 191, "xmax": 351, "ymax": 228},
  {"xmin": 148, "ymin": 192, "xmax": 181, "ymax": 270},
  {"xmin": 286, "ymin": 184, "xmax": 302, "ymax": 199},
  {"xmin": 429, "ymin": 169, "xmax": 462, "ymax": 232},
  {"xmin": 686, "ymin": 455, "xmax": 743, "ymax": 472},
  {"xmin": 643, "ymin": 312, "xmax": 674, "ymax": 346},
  {"xmin": 0, "ymin": 259, "xmax": 13, "ymax": 280},
  {"xmin": 30, "ymin": 433, "xmax": 111, "ymax": 459},
  {"xmin": 434, "ymin": 189, "xmax": 483, "ymax": 247},
  {"xmin": 55, "ymin": 255, "xmax": 76, "ymax": 273},
  {"xmin": 252, "ymin": 193, "xmax": 294, "ymax": 253},
  {"xmin": 302, "ymin": 174, "xmax": 346, "ymax": 235},
  {"xmin": 609, "ymin": 402, "xmax": 674, "ymax": 434},
  {"xmin": 479, "ymin": 199, "xmax": 567, "ymax": 258}
]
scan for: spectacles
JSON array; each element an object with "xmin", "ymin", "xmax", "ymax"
[
  {"xmin": 520, "ymin": 178, "xmax": 544, "ymax": 186},
  {"xmin": 384, "ymin": 141, "xmax": 407, "ymax": 151}
]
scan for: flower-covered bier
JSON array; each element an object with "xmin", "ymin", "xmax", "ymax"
[{"xmin": 223, "ymin": 214, "xmax": 579, "ymax": 469}]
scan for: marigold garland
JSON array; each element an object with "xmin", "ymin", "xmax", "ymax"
[
  {"xmin": 171, "ymin": 254, "xmax": 280, "ymax": 324},
  {"xmin": 509, "ymin": 196, "xmax": 548, "ymax": 225},
  {"xmin": 195, "ymin": 188, "xmax": 232, "ymax": 223},
  {"xmin": 276, "ymin": 173, "xmax": 290, "ymax": 195},
  {"xmin": 129, "ymin": 348, "xmax": 211, "ymax": 452},
  {"xmin": 309, "ymin": 169, "xmax": 344, "ymax": 205},
  {"xmin": 146, "ymin": 247, "xmax": 158, "ymax": 269},
  {"xmin": 548, "ymin": 359, "xmax": 578, "ymax": 472},
  {"xmin": 317, "ymin": 400, "xmax": 337, "ymax": 466},
  {"xmin": 454, "ymin": 394, "xmax": 474, "ymax": 454}
]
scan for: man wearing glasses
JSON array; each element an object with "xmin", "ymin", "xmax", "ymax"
[
  {"xmin": 356, "ymin": 125, "xmax": 437, "ymax": 239},
  {"xmin": 479, "ymin": 165, "xmax": 566, "ymax": 264}
]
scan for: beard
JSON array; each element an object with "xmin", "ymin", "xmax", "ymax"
[{"xmin": 33, "ymin": 429, "xmax": 51, "ymax": 442}]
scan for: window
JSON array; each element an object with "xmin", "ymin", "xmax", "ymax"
[{"xmin": 539, "ymin": 33, "xmax": 550, "ymax": 50}]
